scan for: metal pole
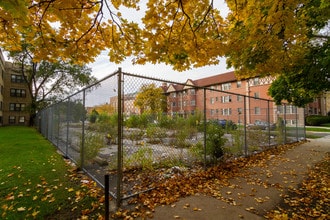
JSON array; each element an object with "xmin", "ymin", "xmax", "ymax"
[
  {"xmin": 105, "ymin": 174, "xmax": 110, "ymax": 220},
  {"xmin": 66, "ymin": 98, "xmax": 70, "ymax": 158},
  {"xmin": 81, "ymin": 90, "xmax": 86, "ymax": 169},
  {"xmin": 284, "ymin": 103, "xmax": 287, "ymax": 144},
  {"xmin": 117, "ymin": 68, "xmax": 123, "ymax": 208},
  {"xmin": 295, "ymin": 106, "xmax": 298, "ymax": 141},
  {"xmin": 203, "ymin": 88, "xmax": 207, "ymax": 170},
  {"xmin": 267, "ymin": 100, "xmax": 270, "ymax": 147},
  {"xmin": 243, "ymin": 96, "xmax": 247, "ymax": 156}
]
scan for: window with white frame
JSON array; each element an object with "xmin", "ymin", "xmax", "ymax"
[
  {"xmin": 221, "ymin": 83, "xmax": 231, "ymax": 91},
  {"xmin": 19, "ymin": 116, "xmax": 25, "ymax": 123},
  {"xmin": 9, "ymin": 103, "xmax": 26, "ymax": 111},
  {"xmin": 221, "ymin": 108, "xmax": 232, "ymax": 115},
  {"xmin": 210, "ymin": 97, "xmax": 215, "ymax": 104},
  {"xmin": 221, "ymin": 95, "xmax": 231, "ymax": 103},
  {"xmin": 237, "ymin": 81, "xmax": 242, "ymax": 88},
  {"xmin": 254, "ymin": 92, "xmax": 260, "ymax": 98},
  {"xmin": 190, "ymin": 89, "xmax": 195, "ymax": 95},
  {"xmin": 286, "ymin": 105, "xmax": 297, "ymax": 114},
  {"xmin": 237, "ymin": 95, "xmax": 243, "ymax": 102},
  {"xmin": 10, "ymin": 88, "xmax": 26, "ymax": 97},
  {"xmin": 190, "ymin": 100, "xmax": 196, "ymax": 106},
  {"xmin": 253, "ymin": 77, "xmax": 260, "ymax": 85},
  {"xmin": 9, "ymin": 116, "xmax": 16, "ymax": 124},
  {"xmin": 11, "ymin": 74, "xmax": 25, "ymax": 83}
]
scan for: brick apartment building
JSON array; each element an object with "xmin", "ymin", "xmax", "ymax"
[
  {"xmin": 166, "ymin": 72, "xmax": 301, "ymax": 125},
  {"xmin": 111, "ymin": 72, "xmax": 328, "ymax": 127},
  {"xmin": 0, "ymin": 49, "xmax": 32, "ymax": 126}
]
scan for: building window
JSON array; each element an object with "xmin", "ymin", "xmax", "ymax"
[
  {"xmin": 9, "ymin": 116, "xmax": 16, "ymax": 124},
  {"xmin": 171, "ymin": 93, "xmax": 176, "ymax": 98},
  {"xmin": 10, "ymin": 88, "xmax": 26, "ymax": 97},
  {"xmin": 210, "ymin": 109, "xmax": 215, "ymax": 116},
  {"xmin": 210, "ymin": 97, "xmax": 215, "ymax": 104},
  {"xmin": 172, "ymin": 102, "xmax": 176, "ymax": 107},
  {"xmin": 286, "ymin": 105, "xmax": 297, "ymax": 114},
  {"xmin": 221, "ymin": 108, "xmax": 232, "ymax": 116},
  {"xmin": 9, "ymin": 103, "xmax": 26, "ymax": 111},
  {"xmin": 237, "ymin": 81, "xmax": 242, "ymax": 88},
  {"xmin": 190, "ymin": 100, "xmax": 196, "ymax": 106},
  {"xmin": 19, "ymin": 116, "xmax": 25, "ymax": 123},
  {"xmin": 190, "ymin": 89, "xmax": 195, "ymax": 95},
  {"xmin": 221, "ymin": 83, "xmax": 231, "ymax": 91},
  {"xmin": 237, "ymin": 95, "xmax": 243, "ymax": 102},
  {"xmin": 253, "ymin": 78, "xmax": 260, "ymax": 85},
  {"xmin": 254, "ymin": 107, "xmax": 261, "ymax": 115},
  {"xmin": 254, "ymin": 92, "xmax": 260, "ymax": 98},
  {"xmin": 183, "ymin": 101, "xmax": 187, "ymax": 106},
  {"xmin": 221, "ymin": 95, "xmax": 231, "ymax": 103},
  {"xmin": 237, "ymin": 108, "xmax": 242, "ymax": 114},
  {"xmin": 11, "ymin": 74, "xmax": 25, "ymax": 83}
]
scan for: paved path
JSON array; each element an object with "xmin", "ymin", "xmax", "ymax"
[{"xmin": 150, "ymin": 136, "xmax": 330, "ymax": 220}]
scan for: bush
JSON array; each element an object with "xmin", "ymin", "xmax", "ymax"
[
  {"xmin": 206, "ymin": 122, "xmax": 227, "ymax": 162},
  {"xmin": 305, "ymin": 115, "xmax": 330, "ymax": 126},
  {"xmin": 146, "ymin": 124, "xmax": 167, "ymax": 144}
]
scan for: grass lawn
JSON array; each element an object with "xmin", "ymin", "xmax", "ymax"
[
  {"xmin": 0, "ymin": 126, "xmax": 105, "ymax": 219},
  {"xmin": 305, "ymin": 127, "xmax": 330, "ymax": 132}
]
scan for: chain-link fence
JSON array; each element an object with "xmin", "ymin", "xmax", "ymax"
[{"xmin": 36, "ymin": 68, "xmax": 306, "ymax": 207}]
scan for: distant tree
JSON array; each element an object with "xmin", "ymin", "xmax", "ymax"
[
  {"xmin": 9, "ymin": 47, "xmax": 97, "ymax": 126},
  {"xmin": 134, "ymin": 83, "xmax": 167, "ymax": 114},
  {"xmin": 93, "ymin": 103, "xmax": 115, "ymax": 115}
]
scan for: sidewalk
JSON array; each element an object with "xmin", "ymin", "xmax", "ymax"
[{"xmin": 150, "ymin": 136, "xmax": 330, "ymax": 220}]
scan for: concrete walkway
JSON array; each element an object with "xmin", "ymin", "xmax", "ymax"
[{"xmin": 150, "ymin": 136, "xmax": 330, "ymax": 220}]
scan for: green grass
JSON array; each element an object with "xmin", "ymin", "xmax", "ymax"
[
  {"xmin": 0, "ymin": 126, "xmax": 104, "ymax": 219},
  {"xmin": 305, "ymin": 127, "xmax": 330, "ymax": 132}
]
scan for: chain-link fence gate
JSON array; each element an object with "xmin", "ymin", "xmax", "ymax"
[{"xmin": 36, "ymin": 68, "xmax": 306, "ymax": 208}]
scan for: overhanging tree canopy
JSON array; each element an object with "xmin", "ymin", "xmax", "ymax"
[{"xmin": 1, "ymin": 0, "xmax": 329, "ymax": 106}]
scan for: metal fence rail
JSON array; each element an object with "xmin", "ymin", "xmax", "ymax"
[{"xmin": 36, "ymin": 68, "xmax": 306, "ymax": 207}]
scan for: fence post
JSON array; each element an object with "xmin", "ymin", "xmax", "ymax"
[
  {"xmin": 203, "ymin": 88, "xmax": 207, "ymax": 170},
  {"xmin": 66, "ymin": 98, "xmax": 70, "ymax": 158},
  {"xmin": 284, "ymin": 103, "xmax": 287, "ymax": 144},
  {"xmin": 117, "ymin": 68, "xmax": 123, "ymax": 208},
  {"xmin": 243, "ymin": 96, "xmax": 247, "ymax": 156},
  {"xmin": 81, "ymin": 90, "xmax": 86, "ymax": 169},
  {"xmin": 105, "ymin": 174, "xmax": 110, "ymax": 220},
  {"xmin": 267, "ymin": 100, "xmax": 271, "ymax": 147},
  {"xmin": 295, "ymin": 106, "xmax": 298, "ymax": 141}
]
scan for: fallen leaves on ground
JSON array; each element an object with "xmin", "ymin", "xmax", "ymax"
[
  {"xmin": 0, "ymin": 159, "xmax": 106, "ymax": 219},
  {"xmin": 265, "ymin": 153, "xmax": 329, "ymax": 219},
  {"xmin": 110, "ymin": 141, "xmax": 328, "ymax": 219}
]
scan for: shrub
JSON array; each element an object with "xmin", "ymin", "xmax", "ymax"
[
  {"xmin": 79, "ymin": 132, "xmax": 105, "ymax": 167},
  {"xmin": 305, "ymin": 115, "xmax": 330, "ymax": 126},
  {"xmin": 146, "ymin": 124, "xmax": 167, "ymax": 144},
  {"xmin": 206, "ymin": 122, "xmax": 227, "ymax": 162},
  {"xmin": 126, "ymin": 146, "xmax": 153, "ymax": 170}
]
